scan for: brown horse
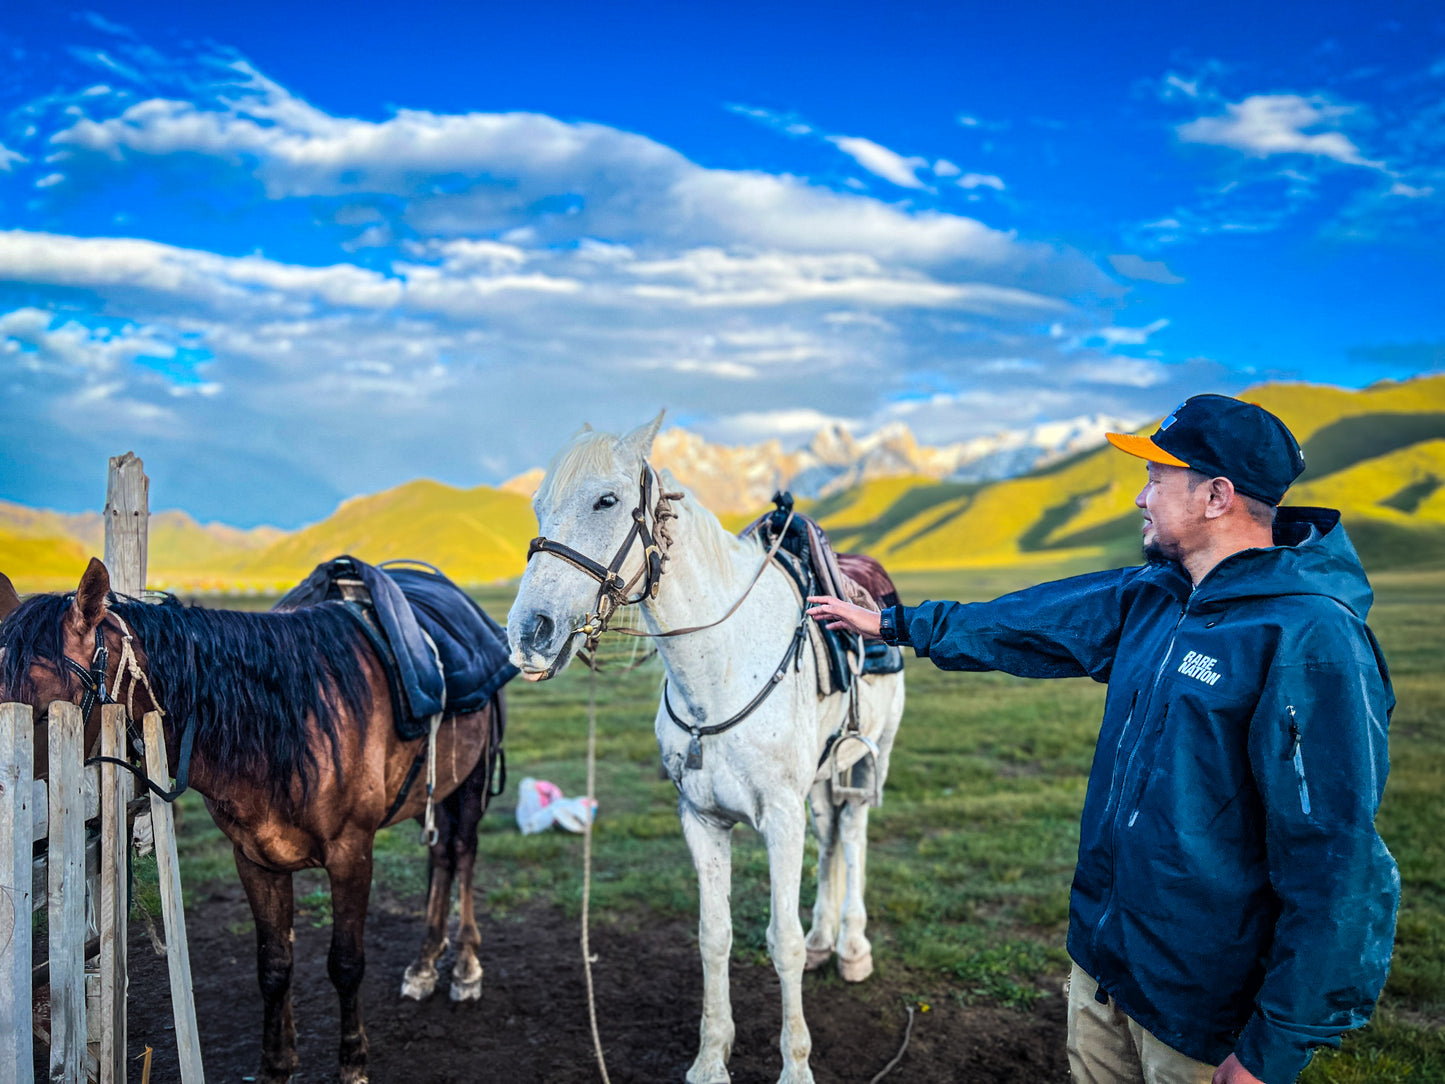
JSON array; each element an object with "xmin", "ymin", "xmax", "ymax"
[{"xmin": 0, "ymin": 560, "xmax": 506, "ymax": 1084}]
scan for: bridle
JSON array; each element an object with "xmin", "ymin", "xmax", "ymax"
[
  {"xmin": 63, "ymin": 605, "xmax": 196, "ymax": 803},
  {"xmin": 526, "ymin": 463, "xmax": 684, "ymax": 657}
]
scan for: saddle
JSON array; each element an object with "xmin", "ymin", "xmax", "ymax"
[
  {"xmin": 740, "ymin": 493, "xmax": 904, "ymax": 698},
  {"xmin": 275, "ymin": 556, "xmax": 517, "ymax": 741}
]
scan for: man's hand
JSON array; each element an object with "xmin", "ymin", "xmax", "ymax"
[
  {"xmin": 806, "ymin": 595, "xmax": 881, "ymax": 637},
  {"xmin": 1213, "ymin": 1054, "xmax": 1264, "ymax": 1084}
]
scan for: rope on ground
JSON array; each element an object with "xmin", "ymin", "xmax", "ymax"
[
  {"xmin": 868, "ymin": 1004, "xmax": 916, "ymax": 1083},
  {"xmin": 581, "ymin": 654, "xmax": 613, "ymax": 1084}
]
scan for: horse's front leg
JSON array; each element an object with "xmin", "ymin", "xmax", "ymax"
[
  {"xmin": 763, "ymin": 806, "xmax": 814, "ymax": 1084},
  {"xmin": 234, "ymin": 849, "xmax": 298, "ymax": 1084},
  {"xmin": 681, "ymin": 807, "xmax": 735, "ymax": 1084},
  {"xmin": 804, "ymin": 779, "xmax": 843, "ymax": 971},
  {"xmin": 327, "ymin": 842, "xmax": 375, "ymax": 1084},
  {"xmin": 835, "ymin": 798, "xmax": 874, "ymax": 982},
  {"xmin": 401, "ymin": 800, "xmax": 458, "ymax": 1001}
]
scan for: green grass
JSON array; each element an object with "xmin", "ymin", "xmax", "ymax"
[{"xmin": 156, "ymin": 562, "xmax": 1445, "ymax": 1079}]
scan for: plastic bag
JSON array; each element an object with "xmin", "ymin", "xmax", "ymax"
[{"xmin": 515, "ymin": 776, "xmax": 597, "ymax": 834}]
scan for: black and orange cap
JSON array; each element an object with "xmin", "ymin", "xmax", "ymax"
[{"xmin": 1106, "ymin": 394, "xmax": 1306, "ymax": 506}]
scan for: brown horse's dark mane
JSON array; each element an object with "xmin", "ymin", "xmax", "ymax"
[{"xmin": 1, "ymin": 591, "xmax": 373, "ymax": 806}]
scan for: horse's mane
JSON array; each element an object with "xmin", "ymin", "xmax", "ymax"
[
  {"xmin": 1, "ymin": 592, "xmax": 372, "ymax": 807},
  {"xmin": 533, "ymin": 428, "xmax": 627, "ymax": 516}
]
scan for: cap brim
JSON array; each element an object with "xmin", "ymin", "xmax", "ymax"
[{"xmin": 1106, "ymin": 432, "xmax": 1191, "ymax": 468}]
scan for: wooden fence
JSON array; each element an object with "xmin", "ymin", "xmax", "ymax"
[
  {"xmin": 0, "ymin": 452, "xmax": 203, "ymax": 1083},
  {"xmin": 0, "ymin": 701, "xmax": 204, "ymax": 1083}
]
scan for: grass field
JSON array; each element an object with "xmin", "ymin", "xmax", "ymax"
[{"xmin": 151, "ymin": 560, "xmax": 1445, "ymax": 1082}]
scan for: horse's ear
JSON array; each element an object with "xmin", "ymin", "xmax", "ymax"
[
  {"xmin": 622, "ymin": 411, "xmax": 665, "ymax": 459},
  {"xmin": 67, "ymin": 558, "xmax": 110, "ymax": 637},
  {"xmin": 0, "ymin": 572, "xmax": 20, "ymax": 622}
]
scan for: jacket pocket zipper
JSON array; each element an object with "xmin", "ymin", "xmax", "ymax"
[{"xmin": 1288, "ymin": 705, "xmax": 1311, "ymax": 816}]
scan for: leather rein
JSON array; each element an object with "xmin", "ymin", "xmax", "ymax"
[{"xmin": 525, "ymin": 461, "xmax": 801, "ymax": 766}]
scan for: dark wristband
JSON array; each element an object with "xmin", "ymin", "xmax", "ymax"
[{"xmin": 877, "ymin": 604, "xmax": 900, "ymax": 645}]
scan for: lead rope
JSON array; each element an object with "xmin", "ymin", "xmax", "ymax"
[{"xmin": 582, "ymin": 650, "xmax": 612, "ymax": 1083}]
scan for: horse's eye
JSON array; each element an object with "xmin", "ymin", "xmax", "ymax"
[{"xmin": 593, "ymin": 493, "xmax": 618, "ymax": 511}]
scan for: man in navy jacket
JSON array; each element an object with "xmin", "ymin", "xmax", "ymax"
[{"xmin": 808, "ymin": 395, "xmax": 1398, "ymax": 1084}]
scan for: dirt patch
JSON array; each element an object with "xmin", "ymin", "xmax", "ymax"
[{"xmin": 123, "ymin": 883, "xmax": 1068, "ymax": 1083}]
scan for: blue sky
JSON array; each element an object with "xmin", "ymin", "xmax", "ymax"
[{"xmin": 2, "ymin": 1, "xmax": 1442, "ymax": 527}]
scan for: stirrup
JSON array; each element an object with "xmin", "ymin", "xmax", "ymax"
[{"xmin": 829, "ymin": 732, "xmax": 881, "ymax": 806}]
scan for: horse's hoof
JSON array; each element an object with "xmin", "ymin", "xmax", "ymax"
[
  {"xmin": 686, "ymin": 1062, "xmax": 731, "ymax": 1084},
  {"xmin": 804, "ymin": 945, "xmax": 832, "ymax": 971},
  {"xmin": 339, "ymin": 1072, "xmax": 368, "ymax": 1084},
  {"xmin": 838, "ymin": 950, "xmax": 873, "ymax": 982},
  {"xmin": 449, "ymin": 974, "xmax": 483, "ymax": 1002},
  {"xmin": 400, "ymin": 963, "xmax": 438, "ymax": 1001}
]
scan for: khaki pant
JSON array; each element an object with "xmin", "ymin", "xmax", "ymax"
[{"xmin": 1066, "ymin": 963, "xmax": 1217, "ymax": 1084}]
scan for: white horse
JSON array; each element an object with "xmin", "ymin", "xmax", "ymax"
[{"xmin": 506, "ymin": 416, "xmax": 905, "ymax": 1084}]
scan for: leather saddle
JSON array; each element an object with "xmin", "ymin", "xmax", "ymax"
[
  {"xmin": 276, "ymin": 556, "xmax": 517, "ymax": 741},
  {"xmin": 740, "ymin": 493, "xmax": 904, "ymax": 696}
]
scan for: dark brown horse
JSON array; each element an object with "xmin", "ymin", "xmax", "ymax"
[{"xmin": 0, "ymin": 560, "xmax": 505, "ymax": 1084}]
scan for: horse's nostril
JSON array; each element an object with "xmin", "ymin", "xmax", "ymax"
[{"xmin": 531, "ymin": 613, "xmax": 554, "ymax": 648}]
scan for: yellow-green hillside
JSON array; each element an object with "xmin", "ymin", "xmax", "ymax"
[
  {"xmin": 217, "ymin": 479, "xmax": 536, "ymax": 590},
  {"xmin": 0, "ymin": 528, "xmax": 92, "ymax": 592},
  {"xmin": 817, "ymin": 374, "xmax": 1445, "ymax": 572}
]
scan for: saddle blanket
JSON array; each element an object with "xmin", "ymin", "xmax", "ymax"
[{"xmin": 276, "ymin": 556, "xmax": 517, "ymax": 739}]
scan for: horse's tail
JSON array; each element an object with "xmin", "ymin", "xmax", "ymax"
[{"xmin": 835, "ymin": 553, "xmax": 900, "ymax": 611}]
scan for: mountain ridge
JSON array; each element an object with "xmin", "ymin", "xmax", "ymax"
[{"xmin": 4, "ymin": 375, "xmax": 1444, "ymax": 590}]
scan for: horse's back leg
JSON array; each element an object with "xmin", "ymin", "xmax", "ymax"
[
  {"xmin": 447, "ymin": 748, "xmax": 491, "ymax": 1002},
  {"xmin": 234, "ymin": 848, "xmax": 298, "ymax": 1084},
  {"xmin": 804, "ymin": 779, "xmax": 843, "ymax": 971},
  {"xmin": 834, "ymin": 798, "xmax": 874, "ymax": 982},
  {"xmin": 762, "ymin": 804, "xmax": 815, "ymax": 1084},
  {"xmin": 834, "ymin": 673, "xmax": 904, "ymax": 983},
  {"xmin": 400, "ymin": 798, "xmax": 459, "ymax": 1001},
  {"xmin": 681, "ymin": 807, "xmax": 736, "ymax": 1084},
  {"xmin": 327, "ymin": 838, "xmax": 375, "ymax": 1084}
]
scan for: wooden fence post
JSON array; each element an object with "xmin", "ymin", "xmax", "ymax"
[
  {"xmin": 0, "ymin": 702, "xmax": 35, "ymax": 1083},
  {"xmin": 99, "ymin": 704, "xmax": 131, "ymax": 1084},
  {"xmin": 48, "ymin": 702, "xmax": 87, "ymax": 1084},
  {"xmin": 144, "ymin": 711, "xmax": 205, "ymax": 1083},
  {"xmin": 105, "ymin": 453, "xmax": 148, "ymax": 596}
]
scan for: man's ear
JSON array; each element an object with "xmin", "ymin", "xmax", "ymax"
[
  {"xmin": 1203, "ymin": 477, "xmax": 1237, "ymax": 520},
  {"xmin": 67, "ymin": 558, "xmax": 111, "ymax": 637}
]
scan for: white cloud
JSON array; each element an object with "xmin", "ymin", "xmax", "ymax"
[
  {"xmin": 710, "ymin": 407, "xmax": 862, "ymax": 443},
  {"xmin": 1389, "ymin": 181, "xmax": 1436, "ymax": 198},
  {"xmin": 932, "ymin": 158, "xmax": 961, "ymax": 177},
  {"xmin": 1176, "ymin": 94, "xmax": 1384, "ymax": 169},
  {"xmin": 826, "ymin": 135, "xmax": 930, "ymax": 189},
  {"xmin": 0, "ymin": 143, "xmax": 26, "ymax": 171},
  {"xmin": 958, "ymin": 173, "xmax": 1005, "ymax": 191},
  {"xmin": 1092, "ymin": 319, "xmax": 1170, "ymax": 347},
  {"xmin": 52, "ymin": 72, "xmax": 1027, "ymax": 268},
  {"xmin": 623, "ymin": 248, "xmax": 1066, "ymax": 312}
]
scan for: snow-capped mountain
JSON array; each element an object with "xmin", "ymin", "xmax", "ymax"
[{"xmin": 503, "ymin": 413, "xmax": 1146, "ymax": 513}]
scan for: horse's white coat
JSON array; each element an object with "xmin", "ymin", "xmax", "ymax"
[{"xmin": 507, "ymin": 418, "xmax": 905, "ymax": 1084}]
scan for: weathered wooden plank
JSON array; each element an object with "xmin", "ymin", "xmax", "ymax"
[
  {"xmin": 48, "ymin": 702, "xmax": 87, "ymax": 1084},
  {"xmin": 144, "ymin": 711, "xmax": 205, "ymax": 1083},
  {"xmin": 99, "ymin": 704, "xmax": 129, "ymax": 1084},
  {"xmin": 105, "ymin": 453, "xmax": 149, "ymax": 597},
  {"xmin": 30, "ymin": 764, "xmax": 101, "ymax": 843},
  {"xmin": 32, "ymin": 836, "xmax": 99, "ymax": 913},
  {"xmin": 0, "ymin": 702, "xmax": 35, "ymax": 1084}
]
